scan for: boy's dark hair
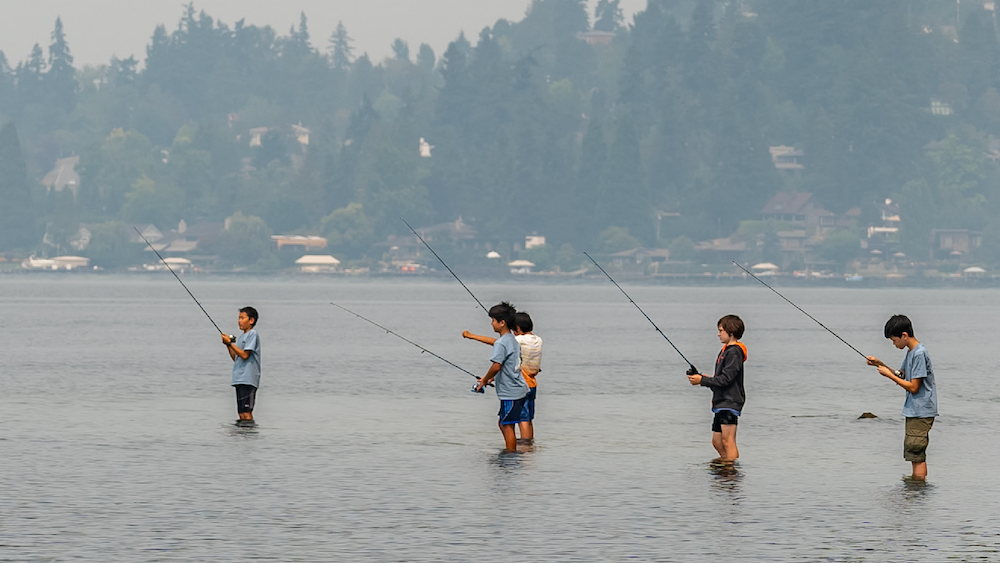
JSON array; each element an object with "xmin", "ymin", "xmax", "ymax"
[
  {"xmin": 884, "ymin": 314, "xmax": 913, "ymax": 339},
  {"xmin": 240, "ymin": 306, "xmax": 259, "ymax": 327},
  {"xmin": 718, "ymin": 315, "xmax": 744, "ymax": 339},
  {"xmin": 489, "ymin": 301, "xmax": 517, "ymax": 330},
  {"xmin": 515, "ymin": 311, "xmax": 533, "ymax": 333}
]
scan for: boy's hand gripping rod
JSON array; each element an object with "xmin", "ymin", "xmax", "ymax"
[
  {"xmin": 732, "ymin": 261, "xmax": 879, "ymax": 364},
  {"xmin": 134, "ymin": 227, "xmax": 233, "ymax": 340},
  {"xmin": 584, "ymin": 252, "xmax": 698, "ymax": 374},
  {"xmin": 401, "ymin": 217, "xmax": 488, "ymax": 313},
  {"xmin": 330, "ymin": 302, "xmax": 492, "ymax": 392}
]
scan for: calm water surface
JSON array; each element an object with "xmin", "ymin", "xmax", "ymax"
[{"xmin": 1, "ymin": 275, "xmax": 998, "ymax": 561}]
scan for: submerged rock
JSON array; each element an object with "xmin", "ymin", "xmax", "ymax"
[{"xmin": 858, "ymin": 412, "xmax": 878, "ymax": 419}]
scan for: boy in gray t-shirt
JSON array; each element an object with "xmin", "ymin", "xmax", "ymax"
[
  {"xmin": 472, "ymin": 301, "xmax": 528, "ymax": 452},
  {"xmin": 866, "ymin": 314, "xmax": 938, "ymax": 481}
]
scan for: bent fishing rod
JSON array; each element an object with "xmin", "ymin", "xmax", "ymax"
[
  {"xmin": 330, "ymin": 302, "xmax": 491, "ymax": 390},
  {"xmin": 134, "ymin": 227, "xmax": 227, "ymax": 337},
  {"xmin": 732, "ymin": 260, "xmax": 872, "ymax": 362},
  {"xmin": 584, "ymin": 252, "xmax": 696, "ymax": 371},
  {"xmin": 401, "ymin": 217, "xmax": 488, "ymax": 313}
]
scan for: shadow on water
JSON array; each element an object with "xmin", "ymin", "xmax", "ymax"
[
  {"xmin": 707, "ymin": 459, "xmax": 743, "ymax": 496},
  {"xmin": 220, "ymin": 420, "xmax": 262, "ymax": 439}
]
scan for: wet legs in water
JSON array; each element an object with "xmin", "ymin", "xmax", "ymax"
[
  {"xmin": 911, "ymin": 461, "xmax": 927, "ymax": 480},
  {"xmin": 712, "ymin": 424, "xmax": 739, "ymax": 462},
  {"xmin": 518, "ymin": 420, "xmax": 533, "ymax": 441},
  {"xmin": 500, "ymin": 423, "xmax": 517, "ymax": 452}
]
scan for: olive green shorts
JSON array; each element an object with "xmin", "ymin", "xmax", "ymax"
[{"xmin": 903, "ymin": 417, "xmax": 934, "ymax": 462}]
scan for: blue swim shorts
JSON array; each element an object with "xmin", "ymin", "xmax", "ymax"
[
  {"xmin": 498, "ymin": 398, "xmax": 527, "ymax": 426},
  {"xmin": 520, "ymin": 387, "xmax": 537, "ymax": 421}
]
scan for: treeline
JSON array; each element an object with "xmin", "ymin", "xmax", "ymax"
[{"xmin": 3, "ymin": 0, "xmax": 1000, "ymax": 265}]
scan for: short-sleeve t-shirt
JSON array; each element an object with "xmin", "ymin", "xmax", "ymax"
[
  {"xmin": 901, "ymin": 343, "xmax": 937, "ymax": 418},
  {"xmin": 231, "ymin": 329, "xmax": 261, "ymax": 388},
  {"xmin": 490, "ymin": 332, "xmax": 528, "ymax": 400},
  {"xmin": 515, "ymin": 333, "xmax": 543, "ymax": 387}
]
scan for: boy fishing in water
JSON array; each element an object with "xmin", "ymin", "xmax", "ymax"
[
  {"xmin": 866, "ymin": 314, "xmax": 938, "ymax": 480},
  {"xmin": 687, "ymin": 315, "xmax": 746, "ymax": 464},
  {"xmin": 464, "ymin": 311, "xmax": 542, "ymax": 441},
  {"xmin": 221, "ymin": 306, "xmax": 261, "ymax": 423},
  {"xmin": 470, "ymin": 302, "xmax": 529, "ymax": 452}
]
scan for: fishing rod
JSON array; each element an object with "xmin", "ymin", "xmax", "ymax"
[
  {"xmin": 330, "ymin": 302, "xmax": 491, "ymax": 392},
  {"xmin": 584, "ymin": 252, "xmax": 696, "ymax": 371},
  {"xmin": 401, "ymin": 217, "xmax": 488, "ymax": 313},
  {"xmin": 134, "ymin": 227, "xmax": 228, "ymax": 337},
  {"xmin": 732, "ymin": 260, "xmax": 871, "ymax": 361}
]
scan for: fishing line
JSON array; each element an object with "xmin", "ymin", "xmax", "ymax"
[
  {"xmin": 330, "ymin": 302, "xmax": 490, "ymax": 389},
  {"xmin": 134, "ymin": 227, "xmax": 226, "ymax": 336},
  {"xmin": 584, "ymin": 252, "xmax": 696, "ymax": 370},
  {"xmin": 401, "ymin": 217, "xmax": 488, "ymax": 313},
  {"xmin": 733, "ymin": 260, "xmax": 870, "ymax": 360}
]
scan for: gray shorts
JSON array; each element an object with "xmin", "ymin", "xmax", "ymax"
[{"xmin": 903, "ymin": 417, "xmax": 934, "ymax": 462}]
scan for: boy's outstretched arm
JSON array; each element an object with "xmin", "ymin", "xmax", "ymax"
[
  {"xmin": 476, "ymin": 362, "xmax": 502, "ymax": 392},
  {"xmin": 463, "ymin": 331, "xmax": 496, "ymax": 345}
]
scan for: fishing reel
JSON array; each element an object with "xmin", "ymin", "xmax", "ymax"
[
  {"xmin": 471, "ymin": 382, "xmax": 485, "ymax": 394},
  {"xmin": 686, "ymin": 365, "xmax": 699, "ymax": 376}
]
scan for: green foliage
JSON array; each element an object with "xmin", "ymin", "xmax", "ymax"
[
  {"xmin": 121, "ymin": 174, "xmax": 183, "ymax": 225},
  {"xmin": 598, "ymin": 226, "xmax": 640, "ymax": 253},
  {"xmin": 668, "ymin": 236, "xmax": 696, "ymax": 261},
  {"xmin": 1, "ymin": 2, "xmax": 1000, "ymax": 271},
  {"xmin": 519, "ymin": 244, "xmax": 553, "ymax": 270},
  {"xmin": 817, "ymin": 230, "xmax": 862, "ymax": 267},
  {"xmin": 321, "ymin": 202, "xmax": 374, "ymax": 257},
  {"xmin": 0, "ymin": 122, "xmax": 38, "ymax": 250},
  {"xmin": 211, "ymin": 212, "xmax": 273, "ymax": 265},
  {"xmin": 84, "ymin": 221, "xmax": 142, "ymax": 267}
]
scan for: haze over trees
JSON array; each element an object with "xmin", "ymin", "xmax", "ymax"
[{"xmin": 1, "ymin": 1, "xmax": 999, "ymax": 267}]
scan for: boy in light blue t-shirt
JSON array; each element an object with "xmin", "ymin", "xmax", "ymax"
[
  {"xmin": 221, "ymin": 306, "xmax": 261, "ymax": 423},
  {"xmin": 473, "ymin": 301, "xmax": 528, "ymax": 452},
  {"xmin": 866, "ymin": 314, "xmax": 937, "ymax": 480}
]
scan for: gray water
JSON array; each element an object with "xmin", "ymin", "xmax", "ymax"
[{"xmin": 1, "ymin": 275, "xmax": 998, "ymax": 562}]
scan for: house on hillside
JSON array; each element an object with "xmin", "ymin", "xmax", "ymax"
[
  {"xmin": 576, "ymin": 30, "xmax": 616, "ymax": 46},
  {"xmin": 377, "ymin": 218, "xmax": 479, "ymax": 264},
  {"xmin": 609, "ymin": 247, "xmax": 671, "ymax": 272},
  {"xmin": 43, "ymin": 156, "xmax": 81, "ymax": 199},
  {"xmin": 867, "ymin": 198, "xmax": 901, "ymax": 250},
  {"xmin": 930, "ymin": 229, "xmax": 982, "ymax": 260},
  {"xmin": 140, "ymin": 221, "xmax": 223, "ymax": 254},
  {"xmin": 761, "ymin": 192, "xmax": 836, "ymax": 235},
  {"xmin": 769, "ymin": 145, "xmax": 805, "ymax": 170}
]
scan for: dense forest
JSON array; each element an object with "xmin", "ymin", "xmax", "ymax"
[{"xmin": 2, "ymin": 0, "xmax": 1000, "ymax": 269}]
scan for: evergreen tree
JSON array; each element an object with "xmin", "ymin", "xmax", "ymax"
[
  {"xmin": 329, "ymin": 21, "xmax": 354, "ymax": 71},
  {"xmin": 594, "ymin": 0, "xmax": 623, "ymax": 32},
  {"xmin": 46, "ymin": 17, "xmax": 77, "ymax": 112},
  {"xmin": 0, "ymin": 122, "xmax": 38, "ymax": 250}
]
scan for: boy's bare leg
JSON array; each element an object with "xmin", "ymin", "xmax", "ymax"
[
  {"xmin": 712, "ymin": 432, "xmax": 726, "ymax": 457},
  {"xmin": 719, "ymin": 424, "xmax": 739, "ymax": 461},
  {"xmin": 911, "ymin": 461, "xmax": 927, "ymax": 480},
  {"xmin": 518, "ymin": 421, "xmax": 533, "ymax": 440},
  {"xmin": 239, "ymin": 412, "xmax": 253, "ymax": 420},
  {"xmin": 499, "ymin": 423, "xmax": 518, "ymax": 452}
]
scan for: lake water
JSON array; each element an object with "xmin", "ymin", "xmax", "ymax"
[{"xmin": 1, "ymin": 274, "xmax": 998, "ymax": 561}]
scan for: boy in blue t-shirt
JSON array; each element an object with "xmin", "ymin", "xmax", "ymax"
[
  {"xmin": 473, "ymin": 301, "xmax": 529, "ymax": 452},
  {"xmin": 221, "ymin": 306, "xmax": 261, "ymax": 422},
  {"xmin": 866, "ymin": 314, "xmax": 938, "ymax": 480}
]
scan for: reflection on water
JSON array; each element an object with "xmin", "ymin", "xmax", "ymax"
[{"xmin": 1, "ymin": 276, "xmax": 999, "ymax": 561}]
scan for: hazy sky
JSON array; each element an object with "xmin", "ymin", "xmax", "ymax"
[{"xmin": 0, "ymin": 0, "xmax": 646, "ymax": 68}]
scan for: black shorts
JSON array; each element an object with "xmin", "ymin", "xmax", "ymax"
[
  {"xmin": 712, "ymin": 410, "xmax": 739, "ymax": 432},
  {"xmin": 235, "ymin": 385, "xmax": 257, "ymax": 413}
]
